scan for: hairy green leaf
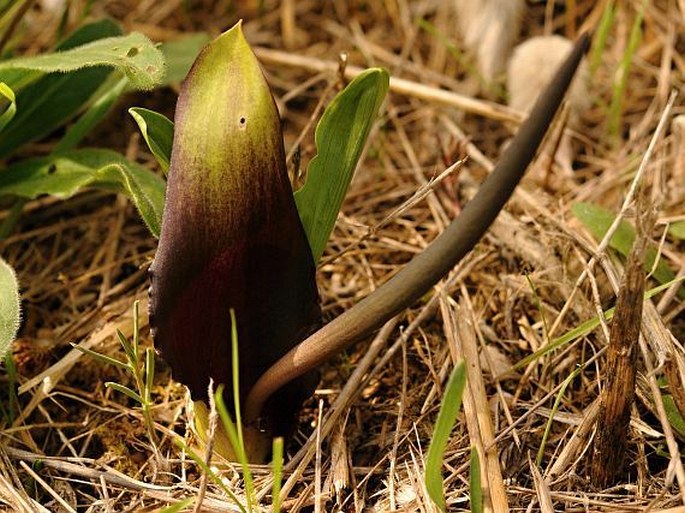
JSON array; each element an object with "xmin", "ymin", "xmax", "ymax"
[
  {"xmin": 0, "ymin": 31, "xmax": 164, "ymax": 89},
  {"xmin": 0, "ymin": 149, "xmax": 165, "ymax": 237},
  {"xmin": 294, "ymin": 67, "xmax": 388, "ymax": 262},
  {"xmin": 0, "ymin": 20, "xmax": 122, "ymax": 157},
  {"xmin": 128, "ymin": 107, "xmax": 173, "ymax": 173},
  {"xmin": 0, "ymin": 257, "xmax": 20, "ymax": 360}
]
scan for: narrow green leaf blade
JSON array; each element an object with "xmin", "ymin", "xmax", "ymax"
[
  {"xmin": 0, "ymin": 32, "xmax": 165, "ymax": 89},
  {"xmin": 425, "ymin": 359, "xmax": 467, "ymax": 512},
  {"xmin": 513, "ymin": 277, "xmax": 685, "ymax": 370},
  {"xmin": 55, "ymin": 76, "xmax": 128, "ymax": 152},
  {"xmin": 272, "ymin": 437, "xmax": 284, "ymax": 513},
  {"xmin": 0, "ymin": 257, "xmax": 20, "ymax": 359},
  {"xmin": 0, "ymin": 148, "xmax": 166, "ymax": 237},
  {"xmin": 158, "ymin": 498, "xmax": 194, "ymax": 513},
  {"xmin": 105, "ymin": 382, "xmax": 143, "ymax": 404},
  {"xmin": 129, "ymin": 107, "xmax": 173, "ymax": 173},
  {"xmin": 0, "ymin": 82, "xmax": 16, "ymax": 131},
  {"xmin": 174, "ymin": 438, "xmax": 248, "ymax": 513},
  {"xmin": 70, "ymin": 343, "xmax": 129, "ymax": 370},
  {"xmin": 294, "ymin": 67, "xmax": 389, "ymax": 261},
  {"xmin": 469, "ymin": 447, "xmax": 483, "ymax": 513}
]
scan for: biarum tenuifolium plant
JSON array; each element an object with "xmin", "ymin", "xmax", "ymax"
[
  {"xmin": 148, "ymin": 21, "xmax": 388, "ymax": 462},
  {"xmin": 145, "ymin": 22, "xmax": 589, "ymax": 463}
]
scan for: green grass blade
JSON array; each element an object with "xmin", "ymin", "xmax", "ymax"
[
  {"xmin": 144, "ymin": 347, "xmax": 155, "ymax": 404},
  {"xmin": 513, "ymin": 277, "xmax": 684, "ymax": 370},
  {"xmin": 536, "ymin": 365, "xmax": 583, "ymax": 466},
  {"xmin": 0, "ymin": 82, "xmax": 16, "ymax": 131},
  {"xmin": 175, "ymin": 438, "xmax": 248, "ymax": 513},
  {"xmin": 132, "ymin": 300, "xmax": 140, "ymax": 355},
  {"xmin": 116, "ymin": 328, "xmax": 137, "ymax": 366},
  {"xmin": 70, "ymin": 343, "xmax": 128, "ymax": 370},
  {"xmin": 0, "ymin": 31, "xmax": 164, "ymax": 89},
  {"xmin": 129, "ymin": 107, "xmax": 174, "ymax": 174},
  {"xmin": 572, "ymin": 201, "xmax": 683, "ymax": 298},
  {"xmin": 54, "ymin": 75, "xmax": 128, "ymax": 152},
  {"xmin": 158, "ymin": 497, "xmax": 194, "ymax": 513},
  {"xmin": 425, "ymin": 359, "xmax": 467, "ymax": 513},
  {"xmin": 0, "ymin": 148, "xmax": 166, "ymax": 237},
  {"xmin": 294, "ymin": 67, "xmax": 389, "ymax": 262},
  {"xmin": 229, "ymin": 310, "xmax": 246, "ymax": 453},
  {"xmin": 590, "ymin": 1, "xmax": 615, "ymax": 77},
  {"xmin": 271, "ymin": 437, "xmax": 284, "ymax": 513},
  {"xmin": 217, "ymin": 313, "xmax": 256, "ymax": 511},
  {"xmin": 469, "ymin": 447, "xmax": 483, "ymax": 513},
  {"xmin": 0, "ymin": 257, "xmax": 20, "ymax": 360},
  {"xmin": 607, "ymin": 0, "xmax": 645, "ymax": 141},
  {"xmin": 105, "ymin": 382, "xmax": 143, "ymax": 404},
  {"xmin": 214, "ymin": 385, "xmax": 242, "ymax": 457}
]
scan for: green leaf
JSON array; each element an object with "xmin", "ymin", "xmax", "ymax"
[
  {"xmin": 0, "ymin": 20, "xmax": 123, "ymax": 158},
  {"xmin": 425, "ymin": 359, "xmax": 467, "ymax": 513},
  {"xmin": 469, "ymin": 447, "xmax": 483, "ymax": 513},
  {"xmin": 294, "ymin": 67, "xmax": 389, "ymax": 262},
  {"xmin": 669, "ymin": 220, "xmax": 685, "ymax": 241},
  {"xmin": 160, "ymin": 32, "xmax": 210, "ymax": 85},
  {"xmin": 158, "ymin": 498, "xmax": 194, "ymax": 513},
  {"xmin": 174, "ymin": 438, "xmax": 248, "ymax": 513},
  {"xmin": 0, "ymin": 257, "xmax": 20, "ymax": 360},
  {"xmin": 0, "ymin": 31, "xmax": 165, "ymax": 89},
  {"xmin": 572, "ymin": 202, "xmax": 683, "ymax": 298},
  {"xmin": 271, "ymin": 437, "xmax": 284, "ymax": 513},
  {"xmin": 662, "ymin": 395, "xmax": 685, "ymax": 438},
  {"xmin": 0, "ymin": 81, "xmax": 16, "ymax": 131},
  {"xmin": 0, "ymin": 148, "xmax": 166, "ymax": 237},
  {"xmin": 128, "ymin": 107, "xmax": 173, "ymax": 173},
  {"xmin": 54, "ymin": 76, "xmax": 128, "ymax": 152},
  {"xmin": 105, "ymin": 381, "xmax": 143, "ymax": 404},
  {"xmin": 513, "ymin": 277, "xmax": 685, "ymax": 370},
  {"xmin": 70, "ymin": 343, "xmax": 129, "ymax": 370},
  {"xmin": 536, "ymin": 365, "xmax": 583, "ymax": 466}
]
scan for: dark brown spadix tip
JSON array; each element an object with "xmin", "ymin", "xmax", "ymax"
[
  {"xmin": 245, "ymin": 32, "xmax": 592, "ymax": 422},
  {"xmin": 148, "ymin": 22, "xmax": 320, "ymax": 456}
]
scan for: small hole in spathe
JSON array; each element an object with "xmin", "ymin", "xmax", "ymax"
[{"xmin": 127, "ymin": 47, "xmax": 140, "ymax": 57}]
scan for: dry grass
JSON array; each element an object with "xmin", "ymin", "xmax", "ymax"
[{"xmin": 1, "ymin": 0, "xmax": 684, "ymax": 511}]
